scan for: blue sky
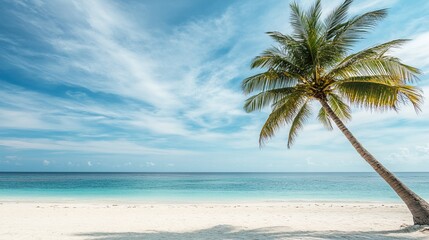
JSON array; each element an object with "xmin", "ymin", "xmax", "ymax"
[{"xmin": 0, "ymin": 0, "xmax": 428, "ymax": 172}]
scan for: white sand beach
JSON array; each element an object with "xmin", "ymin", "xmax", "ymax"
[{"xmin": 1, "ymin": 201, "xmax": 428, "ymax": 239}]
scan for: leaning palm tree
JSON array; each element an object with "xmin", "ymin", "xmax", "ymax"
[{"xmin": 242, "ymin": 0, "xmax": 429, "ymax": 225}]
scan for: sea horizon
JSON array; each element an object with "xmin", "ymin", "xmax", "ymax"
[
  {"xmin": 2, "ymin": 171, "xmax": 429, "ymax": 173},
  {"xmin": 2, "ymin": 172, "xmax": 428, "ymax": 203}
]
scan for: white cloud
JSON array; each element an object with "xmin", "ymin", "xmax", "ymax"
[
  {"xmin": 0, "ymin": 0, "xmax": 428, "ymax": 171},
  {"xmin": 393, "ymin": 31, "xmax": 429, "ymax": 72},
  {"xmin": 145, "ymin": 162, "xmax": 155, "ymax": 167},
  {"xmin": 349, "ymin": 0, "xmax": 398, "ymax": 14},
  {"xmin": 43, "ymin": 160, "xmax": 50, "ymax": 166},
  {"xmin": 1, "ymin": 0, "xmax": 255, "ymax": 136},
  {"xmin": 0, "ymin": 0, "xmax": 279, "ymax": 144},
  {"xmin": 386, "ymin": 145, "xmax": 429, "ymax": 166},
  {"xmin": 0, "ymin": 138, "xmax": 194, "ymax": 156},
  {"xmin": 416, "ymin": 144, "xmax": 429, "ymax": 155}
]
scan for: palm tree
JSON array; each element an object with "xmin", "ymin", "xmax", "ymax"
[{"xmin": 242, "ymin": 0, "xmax": 429, "ymax": 225}]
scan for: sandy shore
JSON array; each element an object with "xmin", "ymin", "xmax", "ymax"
[{"xmin": 0, "ymin": 200, "xmax": 428, "ymax": 239}]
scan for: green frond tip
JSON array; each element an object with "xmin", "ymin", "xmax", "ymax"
[
  {"xmin": 249, "ymin": 47, "xmax": 303, "ymax": 74},
  {"xmin": 333, "ymin": 8, "xmax": 388, "ymax": 47},
  {"xmin": 327, "ymin": 93, "xmax": 352, "ymax": 121},
  {"xmin": 287, "ymin": 101, "xmax": 311, "ymax": 148},
  {"xmin": 317, "ymin": 107, "xmax": 333, "ymax": 130},
  {"xmin": 336, "ymin": 81, "xmax": 423, "ymax": 112},
  {"xmin": 243, "ymin": 87, "xmax": 296, "ymax": 113},
  {"xmin": 289, "ymin": 1, "xmax": 307, "ymax": 41},
  {"xmin": 325, "ymin": 0, "xmax": 353, "ymax": 39},
  {"xmin": 330, "ymin": 54, "xmax": 421, "ymax": 84},
  {"xmin": 332, "ymin": 39, "xmax": 411, "ymax": 71},
  {"xmin": 258, "ymin": 93, "xmax": 305, "ymax": 147},
  {"xmin": 241, "ymin": 70, "xmax": 298, "ymax": 95},
  {"xmin": 397, "ymin": 85, "xmax": 424, "ymax": 112}
]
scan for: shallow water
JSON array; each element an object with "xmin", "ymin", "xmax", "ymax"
[{"xmin": 0, "ymin": 172, "xmax": 428, "ymax": 202}]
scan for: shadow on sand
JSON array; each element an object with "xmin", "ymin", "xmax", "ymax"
[{"xmin": 76, "ymin": 224, "xmax": 428, "ymax": 240}]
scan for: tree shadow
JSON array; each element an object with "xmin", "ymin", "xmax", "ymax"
[{"xmin": 76, "ymin": 224, "xmax": 428, "ymax": 240}]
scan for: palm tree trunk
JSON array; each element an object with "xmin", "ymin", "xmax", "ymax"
[{"xmin": 319, "ymin": 98, "xmax": 429, "ymax": 225}]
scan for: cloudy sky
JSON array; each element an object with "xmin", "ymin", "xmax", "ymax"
[{"xmin": 0, "ymin": 0, "xmax": 428, "ymax": 172}]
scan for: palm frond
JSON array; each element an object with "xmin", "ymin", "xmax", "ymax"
[
  {"xmin": 325, "ymin": 0, "xmax": 353, "ymax": 40},
  {"xmin": 336, "ymin": 81, "xmax": 423, "ymax": 111},
  {"xmin": 287, "ymin": 101, "xmax": 312, "ymax": 148},
  {"xmin": 318, "ymin": 0, "xmax": 356, "ymax": 67},
  {"xmin": 241, "ymin": 69, "xmax": 298, "ymax": 94},
  {"xmin": 317, "ymin": 107, "xmax": 333, "ymax": 130},
  {"xmin": 243, "ymin": 87, "xmax": 297, "ymax": 113},
  {"xmin": 259, "ymin": 92, "xmax": 306, "ymax": 146},
  {"xmin": 251, "ymin": 47, "xmax": 303, "ymax": 73},
  {"xmin": 306, "ymin": 0, "xmax": 323, "ymax": 32},
  {"xmin": 327, "ymin": 93, "xmax": 352, "ymax": 120},
  {"xmin": 395, "ymin": 85, "xmax": 424, "ymax": 112},
  {"xmin": 265, "ymin": 31, "xmax": 312, "ymax": 74},
  {"xmin": 332, "ymin": 58, "xmax": 420, "ymax": 83},
  {"xmin": 336, "ymin": 39, "xmax": 409, "ymax": 66},
  {"xmin": 266, "ymin": 31, "xmax": 300, "ymax": 47},
  {"xmin": 317, "ymin": 44, "xmax": 346, "ymax": 70},
  {"xmin": 333, "ymin": 9, "xmax": 387, "ymax": 48},
  {"xmin": 327, "ymin": 39, "xmax": 412, "ymax": 77},
  {"xmin": 289, "ymin": 1, "xmax": 307, "ymax": 41},
  {"xmin": 304, "ymin": 0, "xmax": 325, "ymax": 69}
]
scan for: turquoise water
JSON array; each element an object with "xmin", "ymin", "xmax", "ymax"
[{"xmin": 0, "ymin": 172, "xmax": 428, "ymax": 202}]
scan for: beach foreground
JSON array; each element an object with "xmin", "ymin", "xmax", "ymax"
[{"xmin": 1, "ymin": 201, "xmax": 428, "ymax": 239}]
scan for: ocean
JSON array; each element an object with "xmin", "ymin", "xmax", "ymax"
[{"xmin": 0, "ymin": 172, "xmax": 428, "ymax": 202}]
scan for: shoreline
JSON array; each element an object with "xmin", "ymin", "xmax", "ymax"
[
  {"xmin": 0, "ymin": 197, "xmax": 404, "ymax": 204},
  {"xmin": 1, "ymin": 200, "xmax": 428, "ymax": 239}
]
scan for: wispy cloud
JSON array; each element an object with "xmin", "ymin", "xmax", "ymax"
[
  {"xmin": 0, "ymin": 0, "xmax": 428, "ymax": 171},
  {"xmin": 393, "ymin": 32, "xmax": 429, "ymax": 72},
  {"xmin": 0, "ymin": 138, "xmax": 194, "ymax": 155}
]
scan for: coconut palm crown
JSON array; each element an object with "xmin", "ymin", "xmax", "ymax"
[{"xmin": 242, "ymin": 0, "xmax": 429, "ymax": 225}]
